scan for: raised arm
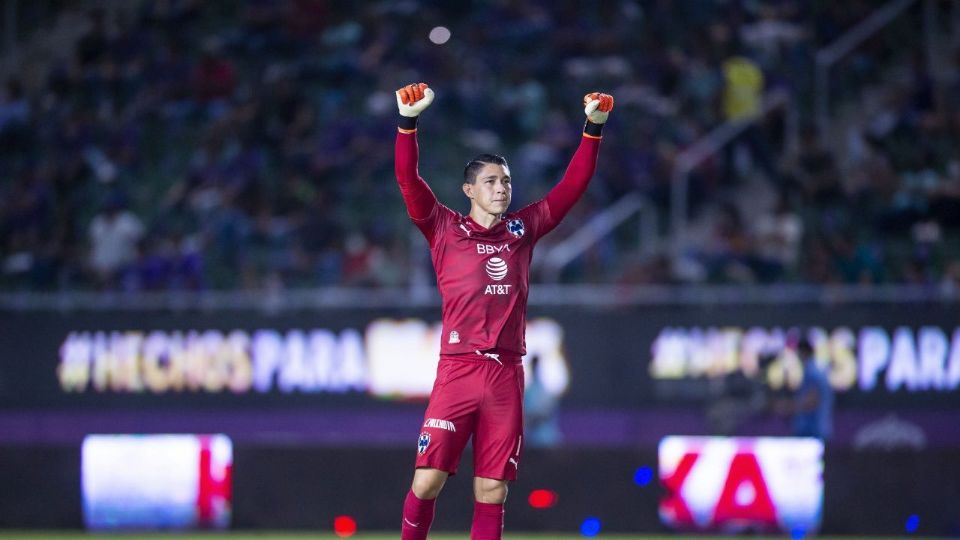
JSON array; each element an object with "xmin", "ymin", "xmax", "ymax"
[
  {"xmin": 394, "ymin": 82, "xmax": 438, "ymax": 222},
  {"xmin": 542, "ymin": 92, "xmax": 615, "ymax": 227}
]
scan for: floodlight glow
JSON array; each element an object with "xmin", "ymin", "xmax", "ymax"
[
  {"xmin": 528, "ymin": 489, "xmax": 558, "ymax": 509},
  {"xmin": 906, "ymin": 514, "xmax": 919, "ymax": 533},
  {"xmin": 634, "ymin": 466, "xmax": 653, "ymax": 486},
  {"xmin": 429, "ymin": 26, "xmax": 451, "ymax": 45},
  {"xmin": 580, "ymin": 516, "xmax": 601, "ymax": 537},
  {"xmin": 334, "ymin": 515, "xmax": 357, "ymax": 537}
]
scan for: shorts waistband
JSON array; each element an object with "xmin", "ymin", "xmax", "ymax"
[{"xmin": 440, "ymin": 351, "xmax": 523, "ymax": 365}]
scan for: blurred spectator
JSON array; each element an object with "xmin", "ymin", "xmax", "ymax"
[
  {"xmin": 88, "ymin": 195, "xmax": 145, "ymax": 287},
  {"xmin": 192, "ymin": 38, "xmax": 236, "ymax": 118},
  {"xmin": 929, "ymin": 159, "xmax": 960, "ymax": 228},
  {"xmin": 786, "ymin": 124, "xmax": 842, "ymax": 206},
  {"xmin": 76, "ymin": 9, "xmax": 109, "ymax": 70},
  {"xmin": 720, "ymin": 47, "xmax": 781, "ymax": 186},
  {"xmin": 122, "ymin": 233, "xmax": 204, "ymax": 291},
  {"xmin": 0, "ymin": 79, "xmax": 30, "ymax": 134},
  {"xmin": 699, "ymin": 202, "xmax": 758, "ymax": 283},
  {"xmin": 752, "ymin": 191, "xmax": 803, "ymax": 280},
  {"xmin": 722, "ymin": 53, "xmax": 764, "ymax": 124}
]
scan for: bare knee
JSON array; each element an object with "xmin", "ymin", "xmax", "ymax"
[
  {"xmin": 411, "ymin": 468, "xmax": 448, "ymax": 500},
  {"xmin": 473, "ymin": 477, "xmax": 508, "ymax": 504}
]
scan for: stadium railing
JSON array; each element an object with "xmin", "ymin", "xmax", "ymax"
[
  {"xmin": 812, "ymin": 0, "xmax": 953, "ymax": 135},
  {"xmin": 537, "ymin": 192, "xmax": 659, "ymax": 283},
  {"xmin": 669, "ymin": 88, "xmax": 796, "ymax": 252}
]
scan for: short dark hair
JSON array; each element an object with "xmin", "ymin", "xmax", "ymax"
[{"xmin": 463, "ymin": 154, "xmax": 508, "ymax": 184}]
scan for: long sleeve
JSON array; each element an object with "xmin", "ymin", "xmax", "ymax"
[
  {"xmin": 394, "ymin": 120, "xmax": 438, "ymax": 222},
  {"xmin": 542, "ymin": 122, "xmax": 603, "ymax": 229}
]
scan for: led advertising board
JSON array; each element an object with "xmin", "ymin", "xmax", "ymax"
[
  {"xmin": 659, "ymin": 436, "xmax": 823, "ymax": 534},
  {"xmin": 81, "ymin": 434, "xmax": 232, "ymax": 529}
]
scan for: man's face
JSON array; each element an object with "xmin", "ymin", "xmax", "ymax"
[{"xmin": 464, "ymin": 163, "xmax": 512, "ymax": 215}]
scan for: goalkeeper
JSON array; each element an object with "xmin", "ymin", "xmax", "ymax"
[{"xmin": 395, "ymin": 82, "xmax": 613, "ymax": 540}]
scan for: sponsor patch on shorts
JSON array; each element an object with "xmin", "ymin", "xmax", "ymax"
[{"xmin": 423, "ymin": 418, "xmax": 456, "ymax": 432}]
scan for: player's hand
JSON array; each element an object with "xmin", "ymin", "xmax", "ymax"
[
  {"xmin": 396, "ymin": 83, "xmax": 435, "ymax": 118},
  {"xmin": 583, "ymin": 92, "xmax": 614, "ymax": 124}
]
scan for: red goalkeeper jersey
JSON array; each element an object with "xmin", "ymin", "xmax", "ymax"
[{"xmin": 395, "ymin": 127, "xmax": 601, "ymax": 356}]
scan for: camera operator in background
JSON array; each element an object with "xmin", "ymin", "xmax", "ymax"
[{"xmin": 777, "ymin": 337, "xmax": 834, "ymax": 441}]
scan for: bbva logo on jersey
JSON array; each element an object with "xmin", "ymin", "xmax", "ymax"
[{"xmin": 507, "ymin": 218, "xmax": 525, "ymax": 238}]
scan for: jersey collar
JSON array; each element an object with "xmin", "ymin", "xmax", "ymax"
[
  {"xmin": 464, "ymin": 214, "xmax": 507, "ymax": 232},
  {"xmin": 464, "ymin": 214, "xmax": 506, "ymax": 232}
]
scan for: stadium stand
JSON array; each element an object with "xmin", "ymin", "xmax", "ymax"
[{"xmin": 0, "ymin": 0, "xmax": 957, "ymax": 291}]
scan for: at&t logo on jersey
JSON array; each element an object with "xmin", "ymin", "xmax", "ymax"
[
  {"xmin": 507, "ymin": 218, "xmax": 525, "ymax": 238},
  {"xmin": 484, "ymin": 257, "xmax": 512, "ymax": 295},
  {"xmin": 485, "ymin": 258, "xmax": 508, "ymax": 281}
]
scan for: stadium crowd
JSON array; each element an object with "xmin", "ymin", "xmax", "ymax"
[{"xmin": 0, "ymin": 0, "xmax": 958, "ymax": 291}]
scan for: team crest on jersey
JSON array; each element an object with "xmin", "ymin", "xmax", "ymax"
[
  {"xmin": 506, "ymin": 218, "xmax": 525, "ymax": 238},
  {"xmin": 418, "ymin": 432, "xmax": 431, "ymax": 455}
]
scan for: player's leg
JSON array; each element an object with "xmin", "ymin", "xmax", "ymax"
[
  {"xmin": 471, "ymin": 477, "xmax": 508, "ymax": 540},
  {"xmin": 470, "ymin": 361, "xmax": 524, "ymax": 540},
  {"xmin": 412, "ymin": 467, "xmax": 449, "ymax": 499},
  {"xmin": 473, "ymin": 476, "xmax": 508, "ymax": 503},
  {"xmin": 403, "ymin": 358, "xmax": 481, "ymax": 539},
  {"xmin": 402, "ymin": 468, "xmax": 448, "ymax": 540}
]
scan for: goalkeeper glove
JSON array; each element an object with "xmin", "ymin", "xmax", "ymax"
[
  {"xmin": 396, "ymin": 83, "xmax": 435, "ymax": 117},
  {"xmin": 583, "ymin": 92, "xmax": 614, "ymax": 124}
]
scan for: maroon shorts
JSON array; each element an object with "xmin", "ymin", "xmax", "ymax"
[{"xmin": 414, "ymin": 352, "xmax": 524, "ymax": 481}]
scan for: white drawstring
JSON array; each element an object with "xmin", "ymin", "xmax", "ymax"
[{"xmin": 475, "ymin": 350, "xmax": 502, "ymax": 365}]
